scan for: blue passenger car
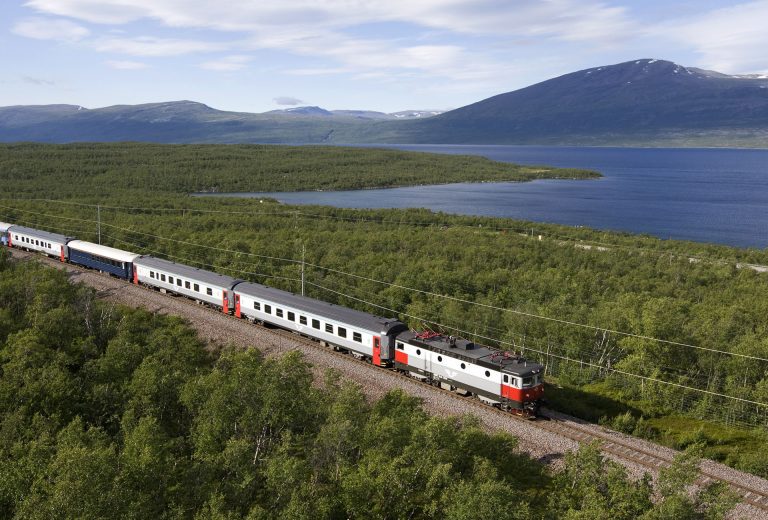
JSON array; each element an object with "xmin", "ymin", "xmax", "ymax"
[{"xmin": 67, "ymin": 240, "xmax": 141, "ymax": 280}]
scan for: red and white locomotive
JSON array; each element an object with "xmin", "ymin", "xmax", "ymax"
[{"xmin": 395, "ymin": 331, "xmax": 543, "ymax": 416}]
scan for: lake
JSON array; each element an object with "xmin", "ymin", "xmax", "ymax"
[{"xmin": 204, "ymin": 145, "xmax": 768, "ymax": 249}]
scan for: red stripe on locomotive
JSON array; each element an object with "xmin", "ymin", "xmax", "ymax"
[
  {"xmin": 501, "ymin": 383, "xmax": 544, "ymax": 402},
  {"xmin": 394, "ymin": 349, "xmax": 408, "ymax": 365}
]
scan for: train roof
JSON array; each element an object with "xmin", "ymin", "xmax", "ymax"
[
  {"xmin": 67, "ymin": 240, "xmax": 141, "ymax": 263},
  {"xmin": 398, "ymin": 330, "xmax": 543, "ymax": 377},
  {"xmin": 234, "ymin": 281, "xmax": 407, "ymax": 334},
  {"xmin": 8, "ymin": 225, "xmax": 73, "ymax": 244},
  {"xmin": 0, "ymin": 222, "xmax": 12, "ymax": 233},
  {"xmin": 135, "ymin": 256, "xmax": 241, "ymax": 288}
]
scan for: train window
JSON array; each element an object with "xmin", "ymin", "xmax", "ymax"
[
  {"xmin": 352, "ymin": 332, "xmax": 361, "ymax": 343},
  {"xmin": 299, "ymin": 316, "xmax": 307, "ymax": 325},
  {"xmin": 253, "ymin": 302, "xmax": 261, "ymax": 311},
  {"xmin": 437, "ymin": 356, "xmax": 442, "ymax": 362},
  {"xmin": 150, "ymin": 271, "xmax": 155, "ymax": 279},
  {"xmin": 161, "ymin": 274, "xmax": 166, "ymax": 282},
  {"xmin": 397, "ymin": 342, "xmax": 404, "ymax": 350},
  {"xmin": 206, "ymin": 288, "xmax": 213, "ymax": 296},
  {"xmin": 460, "ymin": 363, "xmax": 466, "ymax": 370},
  {"xmin": 276, "ymin": 309, "xmax": 284, "ymax": 318},
  {"xmin": 522, "ymin": 377, "xmax": 533, "ymax": 387},
  {"xmin": 168, "ymin": 276, "xmax": 174, "ymax": 284},
  {"xmin": 177, "ymin": 278, "xmax": 183, "ymax": 286},
  {"xmin": 338, "ymin": 327, "xmax": 347, "ymax": 338},
  {"xmin": 287, "ymin": 312, "xmax": 295, "ymax": 322},
  {"xmin": 485, "ymin": 371, "xmax": 491, "ymax": 377},
  {"xmin": 416, "ymin": 349, "xmax": 421, "ymax": 356},
  {"xmin": 312, "ymin": 319, "xmax": 320, "ymax": 329},
  {"xmin": 185, "ymin": 281, "xmax": 190, "ymax": 289},
  {"xmin": 325, "ymin": 323, "xmax": 333, "ymax": 333},
  {"xmin": 194, "ymin": 283, "xmax": 199, "ymax": 292},
  {"xmin": 264, "ymin": 304, "xmax": 272, "ymax": 314},
  {"xmin": 36, "ymin": 240, "xmax": 39, "ymax": 246},
  {"xmin": 503, "ymin": 375, "xmax": 509, "ymax": 383}
]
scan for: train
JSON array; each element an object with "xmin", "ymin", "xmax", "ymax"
[{"xmin": 0, "ymin": 220, "xmax": 544, "ymax": 416}]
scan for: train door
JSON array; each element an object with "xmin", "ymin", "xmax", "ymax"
[
  {"xmin": 373, "ymin": 336, "xmax": 381, "ymax": 366},
  {"xmin": 235, "ymin": 294, "xmax": 241, "ymax": 318},
  {"xmin": 222, "ymin": 290, "xmax": 229, "ymax": 314}
]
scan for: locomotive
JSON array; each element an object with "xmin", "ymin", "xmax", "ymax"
[{"xmin": 2, "ymin": 220, "xmax": 544, "ymax": 416}]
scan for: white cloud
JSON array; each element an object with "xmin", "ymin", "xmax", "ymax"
[
  {"xmin": 95, "ymin": 36, "xmax": 227, "ymax": 56},
  {"xmin": 105, "ymin": 59, "xmax": 148, "ymax": 69},
  {"xmin": 23, "ymin": 0, "xmax": 634, "ymax": 43},
  {"xmin": 12, "ymin": 17, "xmax": 90, "ymax": 42},
  {"xmin": 663, "ymin": 1, "xmax": 768, "ymax": 74},
  {"xmin": 16, "ymin": 0, "xmax": 639, "ymax": 87},
  {"xmin": 14, "ymin": 0, "xmax": 642, "ymax": 93},
  {"xmin": 199, "ymin": 55, "xmax": 251, "ymax": 71},
  {"xmin": 273, "ymin": 96, "xmax": 304, "ymax": 106}
]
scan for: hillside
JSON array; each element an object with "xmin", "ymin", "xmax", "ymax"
[{"xmin": 348, "ymin": 59, "xmax": 768, "ymax": 146}]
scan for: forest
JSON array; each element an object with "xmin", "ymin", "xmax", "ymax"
[
  {"xmin": 0, "ymin": 253, "xmax": 738, "ymax": 518},
  {"xmin": 0, "ymin": 143, "xmax": 598, "ymax": 197},
  {"xmin": 1, "ymin": 143, "xmax": 768, "ymax": 480}
]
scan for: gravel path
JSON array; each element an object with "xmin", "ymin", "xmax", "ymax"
[{"xmin": 9, "ymin": 249, "xmax": 766, "ymax": 519}]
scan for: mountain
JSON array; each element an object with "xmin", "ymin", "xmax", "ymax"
[
  {"xmin": 0, "ymin": 101, "xmax": 359, "ymax": 143},
  {"xmin": 1, "ymin": 59, "xmax": 767, "ymax": 146},
  {"xmin": 0, "ymin": 101, "xmax": 443, "ymax": 143},
  {"xmin": 348, "ymin": 59, "xmax": 768, "ymax": 146}
]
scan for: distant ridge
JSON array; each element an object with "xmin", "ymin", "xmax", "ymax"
[
  {"xmin": 353, "ymin": 59, "xmax": 768, "ymax": 146},
  {"xmin": 1, "ymin": 59, "xmax": 767, "ymax": 147}
]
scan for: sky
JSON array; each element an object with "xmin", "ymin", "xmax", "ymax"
[{"xmin": 2, "ymin": 0, "xmax": 768, "ymax": 113}]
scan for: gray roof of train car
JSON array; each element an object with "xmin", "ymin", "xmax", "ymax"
[
  {"xmin": 8, "ymin": 225, "xmax": 72, "ymax": 243},
  {"xmin": 234, "ymin": 281, "xmax": 406, "ymax": 334},
  {"xmin": 135, "ymin": 256, "xmax": 241, "ymax": 288},
  {"xmin": 398, "ymin": 330, "xmax": 543, "ymax": 376}
]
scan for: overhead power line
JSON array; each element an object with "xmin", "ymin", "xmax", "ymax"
[{"xmin": 2, "ymin": 202, "xmax": 767, "ymax": 363}]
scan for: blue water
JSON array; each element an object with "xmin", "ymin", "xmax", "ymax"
[{"xmin": 209, "ymin": 145, "xmax": 768, "ymax": 249}]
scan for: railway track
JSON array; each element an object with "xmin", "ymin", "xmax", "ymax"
[{"xmin": 9, "ymin": 247, "xmax": 768, "ymax": 514}]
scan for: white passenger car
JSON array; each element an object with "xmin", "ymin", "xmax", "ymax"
[
  {"xmin": 8, "ymin": 225, "xmax": 72, "ymax": 261},
  {"xmin": 133, "ymin": 256, "xmax": 241, "ymax": 311},
  {"xmin": 234, "ymin": 282, "xmax": 407, "ymax": 366}
]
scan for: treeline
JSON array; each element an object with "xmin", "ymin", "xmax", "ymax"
[
  {"xmin": 0, "ymin": 143, "xmax": 598, "ymax": 197},
  {"xmin": 0, "ymin": 255, "xmax": 737, "ymax": 518}
]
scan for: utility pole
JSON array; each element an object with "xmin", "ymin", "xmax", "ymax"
[
  {"xmin": 97, "ymin": 204, "xmax": 101, "ymax": 245},
  {"xmin": 301, "ymin": 243, "xmax": 305, "ymax": 296}
]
